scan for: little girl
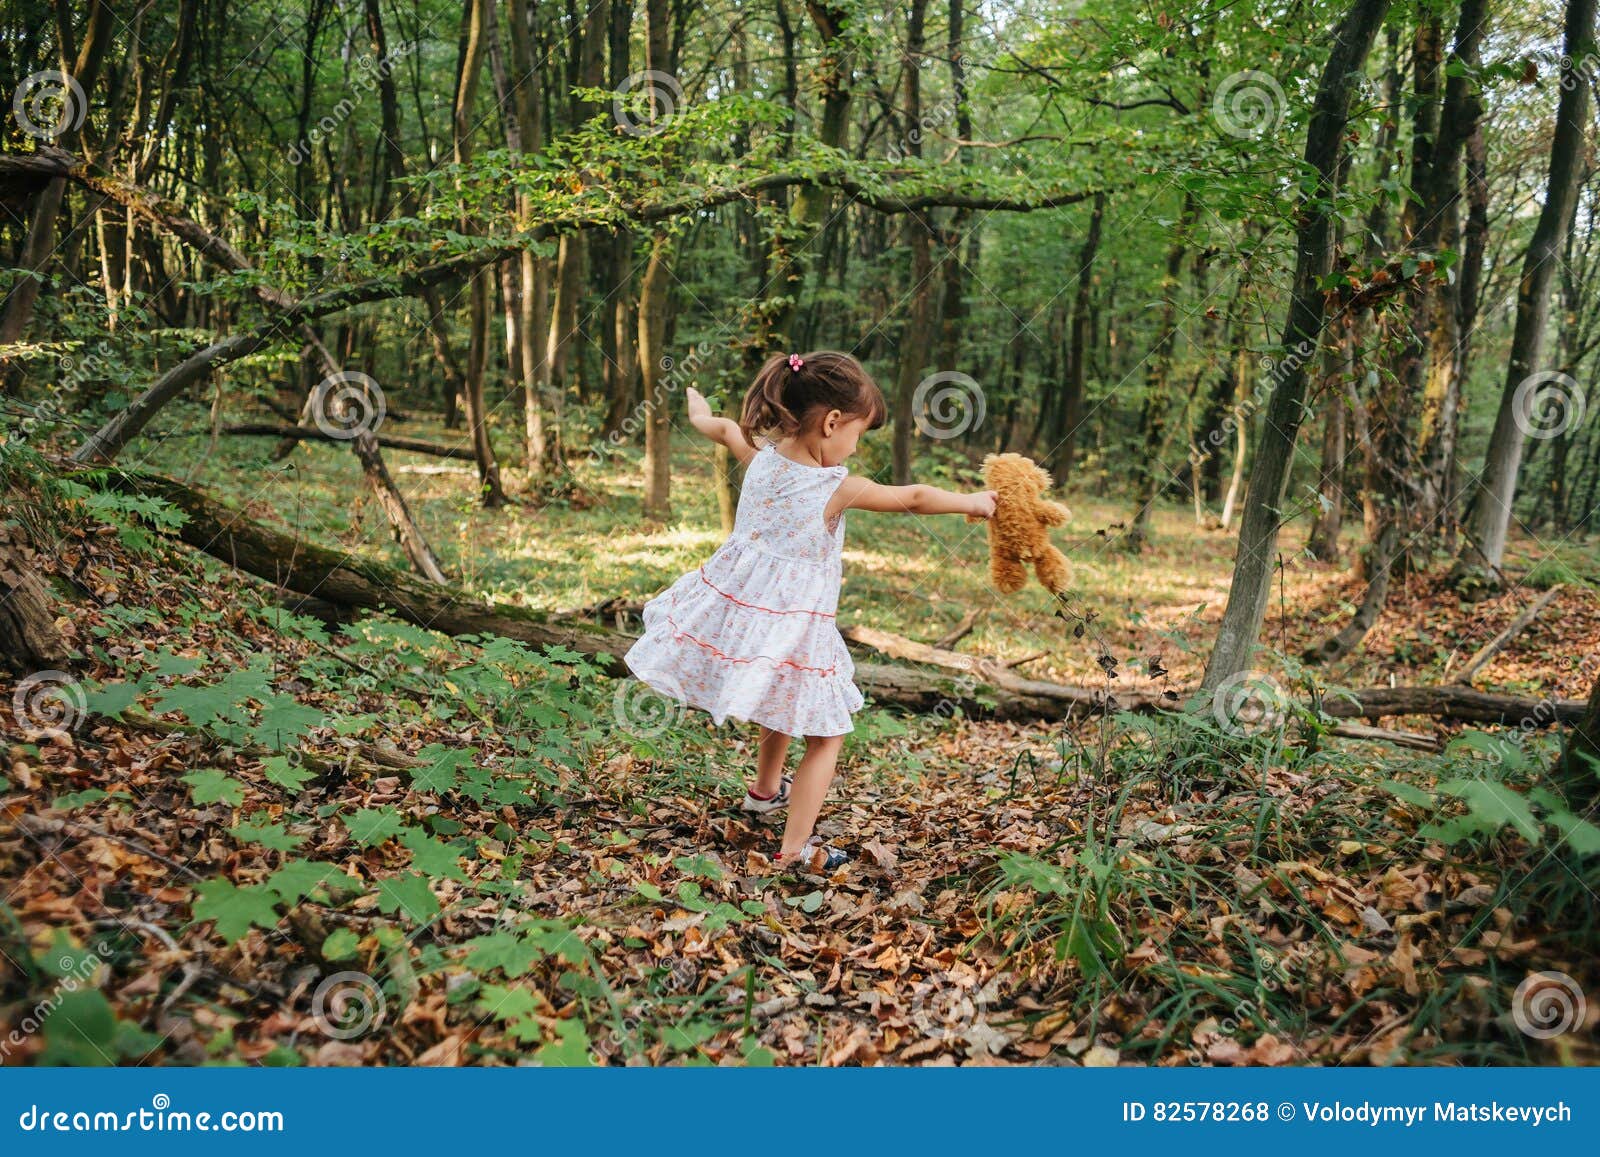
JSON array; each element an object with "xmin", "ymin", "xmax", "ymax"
[{"xmin": 624, "ymin": 350, "xmax": 996, "ymax": 871}]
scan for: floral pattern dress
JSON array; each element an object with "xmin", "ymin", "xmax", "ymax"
[{"xmin": 624, "ymin": 444, "xmax": 864, "ymax": 736}]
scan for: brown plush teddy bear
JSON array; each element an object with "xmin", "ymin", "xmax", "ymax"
[{"xmin": 967, "ymin": 452, "xmax": 1072, "ymax": 595}]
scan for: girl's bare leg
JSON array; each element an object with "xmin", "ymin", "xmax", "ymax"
[
  {"xmin": 778, "ymin": 734, "xmax": 844, "ymax": 856},
  {"xmin": 753, "ymin": 726, "xmax": 791, "ymax": 797}
]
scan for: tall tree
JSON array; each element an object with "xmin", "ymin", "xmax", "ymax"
[
  {"xmin": 1456, "ymin": 0, "xmax": 1597, "ymax": 582},
  {"xmin": 1201, "ymin": 0, "xmax": 1394, "ymax": 692},
  {"xmin": 451, "ymin": 0, "xmax": 509, "ymax": 507},
  {"xmin": 638, "ymin": 0, "xmax": 674, "ymax": 520},
  {"xmin": 891, "ymin": 0, "xmax": 936, "ymax": 485}
]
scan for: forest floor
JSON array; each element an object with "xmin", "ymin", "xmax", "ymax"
[{"xmin": 4, "ymin": 426, "xmax": 1599, "ymax": 1066}]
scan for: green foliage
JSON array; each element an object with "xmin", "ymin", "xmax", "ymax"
[
  {"xmin": 1381, "ymin": 731, "xmax": 1600, "ymax": 855},
  {"xmin": 39, "ymin": 990, "xmax": 164, "ymax": 1066},
  {"xmin": 191, "ymin": 879, "xmax": 283, "ymax": 943}
]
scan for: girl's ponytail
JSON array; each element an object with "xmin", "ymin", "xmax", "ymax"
[
  {"xmin": 738, "ymin": 350, "xmax": 887, "ymax": 446},
  {"xmin": 739, "ymin": 353, "xmax": 798, "ymax": 447}
]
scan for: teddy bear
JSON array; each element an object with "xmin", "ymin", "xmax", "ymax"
[{"xmin": 967, "ymin": 452, "xmax": 1072, "ymax": 595}]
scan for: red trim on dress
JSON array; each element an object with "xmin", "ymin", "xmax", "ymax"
[
  {"xmin": 663, "ymin": 610, "xmax": 840, "ymax": 677},
  {"xmin": 697, "ymin": 568, "xmax": 836, "ymax": 619}
]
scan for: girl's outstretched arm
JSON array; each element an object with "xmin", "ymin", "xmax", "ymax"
[
  {"xmin": 831, "ymin": 475, "xmax": 997, "ymax": 518},
  {"xmin": 685, "ymin": 387, "xmax": 759, "ymax": 464}
]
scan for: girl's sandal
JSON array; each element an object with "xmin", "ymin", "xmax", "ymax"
[
  {"xmin": 773, "ymin": 837, "xmax": 850, "ymax": 873},
  {"xmin": 740, "ymin": 774, "xmax": 792, "ymax": 816}
]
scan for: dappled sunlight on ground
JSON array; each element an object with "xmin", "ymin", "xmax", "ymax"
[{"xmin": 140, "ymin": 417, "xmax": 1596, "ymax": 698}]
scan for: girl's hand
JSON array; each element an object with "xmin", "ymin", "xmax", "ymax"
[
  {"xmin": 685, "ymin": 386, "xmax": 712, "ymax": 422},
  {"xmin": 968, "ymin": 490, "xmax": 998, "ymax": 519}
]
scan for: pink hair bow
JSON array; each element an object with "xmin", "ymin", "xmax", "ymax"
[{"xmin": 788, "ymin": 353, "xmax": 804, "ymax": 372}]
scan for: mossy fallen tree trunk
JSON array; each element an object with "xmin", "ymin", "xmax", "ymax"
[
  {"xmin": 109, "ymin": 470, "xmax": 626, "ymax": 661},
  {"xmin": 224, "ymin": 424, "xmax": 475, "ymax": 461},
  {"xmin": 109, "ymin": 471, "xmax": 1585, "ymax": 730}
]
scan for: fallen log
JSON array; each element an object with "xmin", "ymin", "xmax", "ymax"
[
  {"xmin": 352, "ymin": 431, "xmax": 450, "ymax": 584},
  {"xmin": 108, "ymin": 469, "xmax": 625, "ymax": 661},
  {"xmin": 224, "ymin": 423, "xmax": 475, "ymax": 461},
  {"xmin": 841, "ymin": 625, "xmax": 1584, "ymax": 728},
  {"xmin": 0, "ymin": 520, "xmax": 71, "ymax": 672},
  {"xmin": 108, "ymin": 471, "xmax": 1586, "ymax": 730},
  {"xmin": 1451, "ymin": 585, "xmax": 1563, "ymax": 685}
]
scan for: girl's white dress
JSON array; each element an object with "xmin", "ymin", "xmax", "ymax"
[{"xmin": 624, "ymin": 444, "xmax": 864, "ymax": 736}]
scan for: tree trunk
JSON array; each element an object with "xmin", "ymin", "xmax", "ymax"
[
  {"xmin": 638, "ymin": 235, "xmax": 673, "ymax": 520},
  {"xmin": 0, "ymin": 522, "xmax": 71, "ymax": 672},
  {"xmin": 1201, "ymin": 0, "xmax": 1392, "ymax": 692},
  {"xmin": 1559, "ymin": 670, "xmax": 1600, "ymax": 806},
  {"xmin": 352, "ymin": 431, "xmax": 450, "ymax": 583},
  {"xmin": 764, "ymin": 2, "xmax": 851, "ymax": 348},
  {"xmin": 1124, "ymin": 197, "xmax": 1194, "ymax": 551},
  {"xmin": 222, "ymin": 424, "xmax": 474, "ymax": 459},
  {"xmin": 0, "ymin": 0, "xmax": 116, "ymax": 392},
  {"xmin": 1417, "ymin": 0, "xmax": 1488, "ymax": 534},
  {"xmin": 933, "ymin": 0, "xmax": 973, "ymax": 374},
  {"xmin": 1456, "ymin": 0, "xmax": 1595, "ymax": 579},
  {"xmin": 890, "ymin": 0, "xmax": 934, "ymax": 486},
  {"xmin": 1049, "ymin": 191, "xmax": 1105, "ymax": 484},
  {"xmin": 452, "ymin": 0, "xmax": 508, "ymax": 507},
  {"xmin": 505, "ymin": 0, "xmax": 552, "ymax": 477},
  {"xmin": 714, "ymin": 442, "xmax": 738, "ymax": 533},
  {"xmin": 1307, "ymin": 326, "xmax": 1350, "ymax": 563}
]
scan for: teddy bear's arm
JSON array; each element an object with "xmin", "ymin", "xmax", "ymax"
[{"xmin": 1032, "ymin": 498, "xmax": 1072, "ymax": 527}]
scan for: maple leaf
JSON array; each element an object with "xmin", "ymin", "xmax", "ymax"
[
  {"xmin": 410, "ymin": 744, "xmax": 474, "ymax": 793},
  {"xmin": 262, "ymin": 754, "xmax": 317, "ymax": 792},
  {"xmin": 464, "ymin": 932, "xmax": 546, "ymax": 977},
  {"xmin": 343, "ymin": 806, "xmax": 408, "ymax": 847},
  {"xmin": 230, "ymin": 814, "xmax": 303, "ymax": 852},
  {"xmin": 252, "ymin": 693, "xmax": 325, "ymax": 749},
  {"xmin": 181, "ymin": 768, "xmax": 245, "ymax": 807},
  {"xmin": 192, "ymin": 879, "xmax": 282, "ymax": 943},
  {"xmin": 533, "ymin": 1019, "xmax": 595, "ymax": 1067},
  {"xmin": 322, "ymin": 928, "xmax": 360, "ymax": 961},
  {"xmin": 476, "ymin": 984, "xmax": 543, "ymax": 1021},
  {"xmin": 400, "ymin": 828, "xmax": 468, "ymax": 881},
  {"xmin": 375, "ymin": 872, "xmax": 439, "ymax": 923},
  {"xmin": 268, "ymin": 859, "xmax": 354, "ymax": 904}
]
